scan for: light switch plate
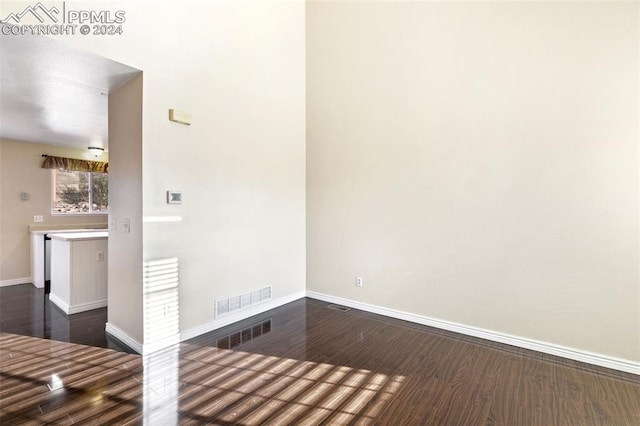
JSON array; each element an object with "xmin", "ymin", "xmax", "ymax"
[{"xmin": 122, "ymin": 218, "xmax": 130, "ymax": 233}]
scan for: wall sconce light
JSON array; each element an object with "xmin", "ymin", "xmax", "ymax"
[{"xmin": 88, "ymin": 147, "xmax": 105, "ymax": 157}]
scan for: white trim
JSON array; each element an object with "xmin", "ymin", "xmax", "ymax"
[
  {"xmin": 181, "ymin": 291, "xmax": 306, "ymax": 342},
  {"xmin": 68, "ymin": 300, "xmax": 107, "ymax": 314},
  {"xmin": 306, "ymin": 291, "xmax": 640, "ymax": 376},
  {"xmin": 107, "ymin": 323, "xmax": 178, "ymax": 355},
  {"xmin": 0, "ymin": 277, "xmax": 32, "ymax": 287},
  {"xmin": 49, "ymin": 294, "xmax": 107, "ymax": 315},
  {"xmin": 106, "ymin": 322, "xmax": 143, "ymax": 354},
  {"xmin": 49, "ymin": 293, "xmax": 70, "ymax": 313}
]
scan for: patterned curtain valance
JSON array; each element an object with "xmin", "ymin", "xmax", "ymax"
[{"xmin": 41, "ymin": 155, "xmax": 108, "ymax": 173}]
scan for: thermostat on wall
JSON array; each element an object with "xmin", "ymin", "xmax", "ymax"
[{"xmin": 167, "ymin": 190, "xmax": 182, "ymax": 204}]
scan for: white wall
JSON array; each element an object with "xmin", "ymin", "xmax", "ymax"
[
  {"xmin": 49, "ymin": 0, "xmax": 307, "ymax": 340},
  {"xmin": 306, "ymin": 1, "xmax": 639, "ymax": 363},
  {"xmin": 108, "ymin": 75, "xmax": 143, "ymax": 342}
]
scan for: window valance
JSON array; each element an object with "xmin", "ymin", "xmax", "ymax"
[{"xmin": 41, "ymin": 155, "xmax": 108, "ymax": 173}]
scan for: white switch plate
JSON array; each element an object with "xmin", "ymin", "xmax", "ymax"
[
  {"xmin": 110, "ymin": 217, "xmax": 117, "ymax": 231},
  {"xmin": 122, "ymin": 218, "xmax": 130, "ymax": 233},
  {"xmin": 33, "ymin": 215, "xmax": 43, "ymax": 222}
]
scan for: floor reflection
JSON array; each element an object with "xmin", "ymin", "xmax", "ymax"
[
  {"xmin": 0, "ymin": 333, "xmax": 143, "ymax": 423},
  {"xmin": 216, "ymin": 319, "xmax": 272, "ymax": 350},
  {"xmin": 176, "ymin": 344, "xmax": 405, "ymax": 424},
  {"xmin": 0, "ymin": 284, "xmax": 133, "ymax": 353},
  {"xmin": 144, "ymin": 345, "xmax": 179, "ymax": 425},
  {"xmin": 0, "ymin": 332, "xmax": 406, "ymax": 424}
]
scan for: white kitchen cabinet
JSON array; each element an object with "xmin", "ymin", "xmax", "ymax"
[{"xmin": 49, "ymin": 232, "xmax": 108, "ymax": 314}]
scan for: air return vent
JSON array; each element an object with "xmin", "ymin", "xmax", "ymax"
[
  {"xmin": 215, "ymin": 285, "xmax": 272, "ymax": 318},
  {"xmin": 327, "ymin": 304, "xmax": 351, "ymax": 312}
]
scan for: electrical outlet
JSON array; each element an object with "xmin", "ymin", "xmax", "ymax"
[
  {"xmin": 110, "ymin": 217, "xmax": 117, "ymax": 231},
  {"xmin": 96, "ymin": 252, "xmax": 104, "ymax": 261},
  {"xmin": 356, "ymin": 276, "xmax": 363, "ymax": 287},
  {"xmin": 33, "ymin": 215, "xmax": 43, "ymax": 222}
]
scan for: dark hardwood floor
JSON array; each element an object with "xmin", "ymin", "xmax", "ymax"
[
  {"xmin": 1, "ymin": 284, "xmax": 639, "ymax": 424},
  {"xmin": 0, "ymin": 284, "xmax": 132, "ymax": 353}
]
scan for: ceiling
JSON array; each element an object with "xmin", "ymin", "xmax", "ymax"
[{"xmin": 0, "ymin": 25, "xmax": 140, "ymax": 151}]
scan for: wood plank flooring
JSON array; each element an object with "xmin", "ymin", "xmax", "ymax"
[
  {"xmin": 1, "ymin": 285, "xmax": 639, "ymax": 424},
  {"xmin": 0, "ymin": 284, "xmax": 131, "ymax": 353}
]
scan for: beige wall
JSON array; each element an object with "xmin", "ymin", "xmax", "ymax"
[
  {"xmin": 3, "ymin": 0, "xmax": 636, "ymax": 367},
  {"xmin": 49, "ymin": 0, "xmax": 307, "ymax": 337},
  {"xmin": 307, "ymin": 1, "xmax": 639, "ymax": 362},
  {"xmin": 0, "ymin": 139, "xmax": 108, "ymax": 282},
  {"xmin": 107, "ymin": 75, "xmax": 144, "ymax": 342}
]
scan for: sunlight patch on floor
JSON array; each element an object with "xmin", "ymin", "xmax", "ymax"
[{"xmin": 173, "ymin": 344, "xmax": 406, "ymax": 424}]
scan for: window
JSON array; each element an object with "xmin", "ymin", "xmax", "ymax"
[{"xmin": 52, "ymin": 169, "xmax": 108, "ymax": 214}]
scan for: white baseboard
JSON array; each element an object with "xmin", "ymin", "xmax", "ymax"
[
  {"xmin": 49, "ymin": 293, "xmax": 70, "ymax": 313},
  {"xmin": 106, "ymin": 322, "xmax": 143, "ymax": 354},
  {"xmin": 69, "ymin": 300, "xmax": 107, "ymax": 314},
  {"xmin": 106, "ymin": 323, "xmax": 179, "ymax": 355},
  {"xmin": 181, "ymin": 291, "xmax": 306, "ymax": 342},
  {"xmin": 108, "ymin": 291, "xmax": 305, "ymax": 355},
  {"xmin": 0, "ymin": 277, "xmax": 32, "ymax": 287},
  {"xmin": 306, "ymin": 291, "xmax": 640, "ymax": 376},
  {"xmin": 49, "ymin": 294, "xmax": 107, "ymax": 315}
]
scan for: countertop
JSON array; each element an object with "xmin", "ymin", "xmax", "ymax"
[
  {"xmin": 47, "ymin": 231, "xmax": 109, "ymax": 241},
  {"xmin": 31, "ymin": 228, "xmax": 107, "ymax": 236}
]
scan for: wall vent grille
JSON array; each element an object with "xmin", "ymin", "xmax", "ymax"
[{"xmin": 215, "ymin": 285, "xmax": 272, "ymax": 318}]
